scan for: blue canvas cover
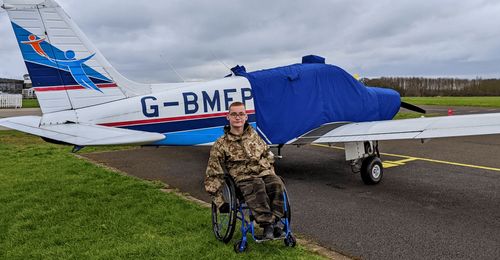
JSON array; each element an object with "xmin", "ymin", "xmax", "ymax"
[
  {"xmin": 302, "ymin": 54, "xmax": 325, "ymax": 64},
  {"xmin": 232, "ymin": 62, "xmax": 401, "ymax": 144}
]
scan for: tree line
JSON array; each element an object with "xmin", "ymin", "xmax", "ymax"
[{"xmin": 362, "ymin": 77, "xmax": 500, "ymax": 96}]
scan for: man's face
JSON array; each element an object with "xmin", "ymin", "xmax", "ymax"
[{"xmin": 227, "ymin": 105, "xmax": 247, "ymax": 128}]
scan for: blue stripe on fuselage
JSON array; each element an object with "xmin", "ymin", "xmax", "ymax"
[
  {"xmin": 152, "ymin": 122, "xmax": 257, "ymax": 145},
  {"xmin": 120, "ymin": 114, "xmax": 256, "ymax": 135}
]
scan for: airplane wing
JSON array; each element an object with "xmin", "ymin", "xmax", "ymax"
[
  {"xmin": 0, "ymin": 116, "xmax": 165, "ymax": 146},
  {"xmin": 307, "ymin": 113, "xmax": 500, "ymax": 143}
]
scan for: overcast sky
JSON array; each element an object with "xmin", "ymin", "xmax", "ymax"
[{"xmin": 1, "ymin": 0, "xmax": 499, "ymax": 82}]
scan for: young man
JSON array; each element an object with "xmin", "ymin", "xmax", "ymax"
[{"xmin": 205, "ymin": 101, "xmax": 285, "ymax": 239}]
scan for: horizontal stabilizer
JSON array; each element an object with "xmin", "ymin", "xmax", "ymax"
[
  {"xmin": 312, "ymin": 113, "xmax": 500, "ymax": 143},
  {"xmin": 0, "ymin": 116, "xmax": 165, "ymax": 146}
]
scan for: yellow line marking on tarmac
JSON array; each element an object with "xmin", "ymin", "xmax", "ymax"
[
  {"xmin": 382, "ymin": 158, "xmax": 419, "ymax": 168},
  {"xmin": 312, "ymin": 143, "xmax": 500, "ymax": 172}
]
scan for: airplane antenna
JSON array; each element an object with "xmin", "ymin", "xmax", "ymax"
[
  {"xmin": 210, "ymin": 51, "xmax": 233, "ymax": 75},
  {"xmin": 160, "ymin": 54, "xmax": 186, "ymax": 82}
]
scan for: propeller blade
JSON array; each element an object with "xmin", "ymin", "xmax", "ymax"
[{"xmin": 401, "ymin": 101, "xmax": 426, "ymax": 114}]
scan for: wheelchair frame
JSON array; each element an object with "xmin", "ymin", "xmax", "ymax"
[{"xmin": 211, "ymin": 175, "xmax": 296, "ymax": 253}]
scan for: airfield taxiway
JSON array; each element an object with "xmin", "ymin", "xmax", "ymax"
[{"xmin": 1, "ymin": 106, "xmax": 500, "ymax": 259}]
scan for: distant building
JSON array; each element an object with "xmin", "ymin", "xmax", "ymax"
[
  {"xmin": 0, "ymin": 75, "xmax": 35, "ymax": 95},
  {"xmin": 0, "ymin": 78, "xmax": 24, "ymax": 94},
  {"xmin": 23, "ymin": 74, "xmax": 32, "ymax": 89},
  {"xmin": 21, "ymin": 74, "xmax": 36, "ymax": 98},
  {"xmin": 22, "ymin": 88, "xmax": 36, "ymax": 99}
]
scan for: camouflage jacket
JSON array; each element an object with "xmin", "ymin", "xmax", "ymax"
[{"xmin": 205, "ymin": 124, "xmax": 275, "ymax": 206}]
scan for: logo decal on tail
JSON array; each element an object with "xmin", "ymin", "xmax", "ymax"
[
  {"xmin": 21, "ymin": 35, "xmax": 48, "ymax": 57},
  {"xmin": 22, "ymin": 34, "xmax": 103, "ymax": 92}
]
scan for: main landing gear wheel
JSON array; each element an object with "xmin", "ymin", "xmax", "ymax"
[{"xmin": 360, "ymin": 156, "xmax": 383, "ymax": 185}]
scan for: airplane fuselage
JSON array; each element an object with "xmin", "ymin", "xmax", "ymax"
[{"xmin": 57, "ymin": 76, "xmax": 256, "ymax": 145}]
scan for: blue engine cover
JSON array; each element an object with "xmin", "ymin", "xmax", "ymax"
[{"xmin": 232, "ymin": 61, "xmax": 401, "ymax": 144}]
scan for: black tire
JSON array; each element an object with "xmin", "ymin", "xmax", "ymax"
[
  {"xmin": 279, "ymin": 177, "xmax": 291, "ymax": 224},
  {"xmin": 360, "ymin": 156, "xmax": 383, "ymax": 185},
  {"xmin": 211, "ymin": 175, "xmax": 237, "ymax": 243},
  {"xmin": 283, "ymin": 188, "xmax": 291, "ymax": 224},
  {"xmin": 284, "ymin": 233, "xmax": 297, "ymax": 247},
  {"xmin": 234, "ymin": 240, "xmax": 248, "ymax": 253}
]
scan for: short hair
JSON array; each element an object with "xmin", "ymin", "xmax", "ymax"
[{"xmin": 229, "ymin": 101, "xmax": 245, "ymax": 110}]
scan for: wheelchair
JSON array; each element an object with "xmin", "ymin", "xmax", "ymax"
[{"xmin": 211, "ymin": 174, "xmax": 296, "ymax": 253}]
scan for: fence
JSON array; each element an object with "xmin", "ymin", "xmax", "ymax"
[{"xmin": 0, "ymin": 94, "xmax": 22, "ymax": 108}]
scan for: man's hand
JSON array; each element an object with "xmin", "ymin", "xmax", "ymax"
[{"xmin": 205, "ymin": 175, "xmax": 223, "ymax": 195}]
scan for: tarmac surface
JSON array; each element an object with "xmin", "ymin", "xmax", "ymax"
[
  {"xmin": 0, "ymin": 108, "xmax": 42, "ymax": 118},
  {"xmin": 2, "ymin": 106, "xmax": 500, "ymax": 259}
]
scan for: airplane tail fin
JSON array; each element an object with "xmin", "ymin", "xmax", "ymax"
[{"xmin": 2, "ymin": 0, "xmax": 151, "ymax": 114}]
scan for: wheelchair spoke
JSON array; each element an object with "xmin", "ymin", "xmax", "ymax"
[
  {"xmin": 217, "ymin": 213, "xmax": 229, "ymax": 231},
  {"xmin": 219, "ymin": 215, "xmax": 228, "ymax": 226},
  {"xmin": 211, "ymin": 176, "xmax": 238, "ymax": 243},
  {"xmin": 218, "ymin": 221, "xmax": 227, "ymax": 230}
]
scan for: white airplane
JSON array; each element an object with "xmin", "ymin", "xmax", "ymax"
[{"xmin": 2, "ymin": 0, "xmax": 500, "ymax": 185}]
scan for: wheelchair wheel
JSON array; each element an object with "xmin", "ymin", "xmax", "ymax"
[
  {"xmin": 234, "ymin": 239, "xmax": 248, "ymax": 253},
  {"xmin": 211, "ymin": 175, "xmax": 237, "ymax": 243},
  {"xmin": 284, "ymin": 233, "xmax": 296, "ymax": 247}
]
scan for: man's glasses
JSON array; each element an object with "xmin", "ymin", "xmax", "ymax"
[{"xmin": 229, "ymin": 112, "xmax": 247, "ymax": 118}]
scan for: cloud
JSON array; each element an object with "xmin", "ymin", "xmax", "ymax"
[
  {"xmin": 0, "ymin": 12, "xmax": 26, "ymax": 79},
  {"xmin": 1, "ymin": 0, "xmax": 499, "ymax": 82}
]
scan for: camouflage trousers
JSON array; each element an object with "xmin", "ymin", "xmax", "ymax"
[{"xmin": 236, "ymin": 174, "xmax": 285, "ymax": 225}]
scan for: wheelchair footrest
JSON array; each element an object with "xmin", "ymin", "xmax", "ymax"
[{"xmin": 253, "ymin": 234, "xmax": 287, "ymax": 243}]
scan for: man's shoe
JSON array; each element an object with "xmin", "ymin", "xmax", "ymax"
[
  {"xmin": 273, "ymin": 226, "xmax": 283, "ymax": 238},
  {"xmin": 263, "ymin": 225, "xmax": 274, "ymax": 240}
]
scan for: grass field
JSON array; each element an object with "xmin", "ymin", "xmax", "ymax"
[
  {"xmin": 393, "ymin": 112, "xmax": 425, "ymax": 120},
  {"xmin": 0, "ymin": 131, "xmax": 323, "ymax": 259},
  {"xmin": 22, "ymin": 99, "xmax": 40, "ymax": 108},
  {"xmin": 402, "ymin": 96, "xmax": 500, "ymax": 107},
  {"xmin": 397, "ymin": 96, "xmax": 500, "ymax": 119}
]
